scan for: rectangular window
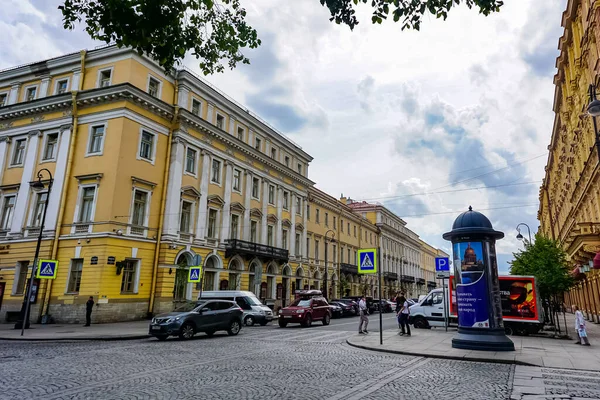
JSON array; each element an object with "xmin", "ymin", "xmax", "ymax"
[
  {"xmin": 307, "ymin": 205, "xmax": 310, "ymax": 220},
  {"xmin": 25, "ymin": 87, "xmax": 37, "ymax": 102},
  {"xmin": 347, "ymin": 249, "xmax": 350, "ymax": 263},
  {"xmin": 0, "ymin": 196, "xmax": 15, "ymax": 230},
  {"xmin": 267, "ymin": 225, "xmax": 274, "ymax": 246},
  {"xmin": 148, "ymin": 77, "xmax": 160, "ymax": 97},
  {"xmin": 237, "ymin": 127, "xmax": 244, "ymax": 141},
  {"xmin": 252, "ymin": 178, "xmax": 260, "ymax": 199},
  {"xmin": 271, "ymin": 147, "xmax": 277, "ymax": 159},
  {"xmin": 78, "ymin": 187, "xmax": 96, "ymax": 222},
  {"xmin": 180, "ymin": 201, "xmax": 192, "ymax": 233},
  {"xmin": 296, "ymin": 197, "xmax": 301, "ymax": 215},
  {"xmin": 333, "ymin": 217, "xmax": 337, "ymax": 228},
  {"xmin": 282, "ymin": 230, "xmax": 288, "ymax": 250},
  {"xmin": 255, "ymin": 137, "xmax": 262, "ymax": 151},
  {"xmin": 306, "ymin": 238, "xmax": 310, "ymax": 258},
  {"xmin": 297, "ymin": 163, "xmax": 302, "ymax": 174},
  {"xmin": 268, "ymin": 185, "xmax": 275, "ymax": 205},
  {"xmin": 325, "ymin": 212, "xmax": 329, "ymax": 227},
  {"xmin": 341, "ymin": 220, "xmax": 344, "ymax": 233},
  {"xmin": 131, "ymin": 190, "xmax": 148, "ymax": 227},
  {"xmin": 354, "ymin": 226, "xmax": 357, "ymax": 237},
  {"xmin": 99, "ymin": 69, "xmax": 111, "ymax": 87},
  {"xmin": 43, "ymin": 133, "xmax": 58, "ymax": 160},
  {"xmin": 191, "ymin": 99, "xmax": 201, "ymax": 116},
  {"xmin": 56, "ymin": 79, "xmax": 68, "ymax": 94},
  {"xmin": 333, "ymin": 245, "xmax": 337, "ymax": 262},
  {"xmin": 139, "ymin": 130, "xmax": 154, "ymax": 160},
  {"xmin": 15, "ymin": 261, "xmax": 29, "ymax": 295},
  {"xmin": 347, "ymin": 222, "xmax": 350, "ymax": 234},
  {"xmin": 315, "ymin": 240, "xmax": 319, "ymax": 260},
  {"xmin": 31, "ymin": 192, "xmax": 48, "ymax": 227},
  {"xmin": 207, "ymin": 209, "xmax": 218, "ymax": 238},
  {"xmin": 88, "ymin": 125, "xmax": 104, "ymax": 154},
  {"xmin": 11, "ymin": 139, "xmax": 26, "ymax": 165},
  {"xmin": 120, "ymin": 261, "xmax": 136, "ymax": 293},
  {"xmin": 211, "ymin": 159, "xmax": 221, "ymax": 183},
  {"xmin": 67, "ymin": 259, "xmax": 83, "ymax": 293},
  {"xmin": 185, "ymin": 148, "xmax": 197, "ymax": 174},
  {"xmin": 282, "ymin": 192, "xmax": 289, "ymax": 210},
  {"xmin": 250, "ymin": 220, "xmax": 258, "ymax": 243},
  {"xmin": 0, "ymin": 93, "xmax": 7, "ymax": 107},
  {"xmin": 216, "ymin": 114, "xmax": 225, "ymax": 129},
  {"xmin": 230, "ymin": 214, "xmax": 239, "ymax": 240},
  {"xmin": 284, "ymin": 156, "xmax": 290, "ymax": 167},
  {"xmin": 341, "ymin": 248, "xmax": 344, "ymax": 263},
  {"xmin": 233, "ymin": 169, "xmax": 241, "ymax": 191},
  {"xmin": 295, "ymin": 233, "xmax": 301, "ymax": 256},
  {"xmin": 316, "ymin": 209, "xmax": 320, "ymax": 223}
]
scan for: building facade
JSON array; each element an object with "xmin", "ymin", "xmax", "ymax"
[{"xmin": 539, "ymin": 0, "xmax": 600, "ymax": 322}]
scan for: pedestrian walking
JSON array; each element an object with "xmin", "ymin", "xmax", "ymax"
[
  {"xmin": 395, "ymin": 292, "xmax": 404, "ymax": 328},
  {"xmin": 574, "ymin": 305, "xmax": 590, "ymax": 346},
  {"xmin": 397, "ymin": 295, "xmax": 411, "ymax": 336},
  {"xmin": 358, "ymin": 296, "xmax": 369, "ymax": 334},
  {"xmin": 84, "ymin": 296, "xmax": 94, "ymax": 327}
]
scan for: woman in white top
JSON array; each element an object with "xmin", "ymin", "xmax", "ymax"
[
  {"xmin": 574, "ymin": 305, "xmax": 590, "ymax": 346},
  {"xmin": 397, "ymin": 296, "xmax": 411, "ymax": 336}
]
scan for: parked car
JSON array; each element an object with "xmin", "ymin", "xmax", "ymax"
[
  {"xmin": 332, "ymin": 299, "xmax": 358, "ymax": 315},
  {"xmin": 278, "ymin": 291, "xmax": 332, "ymax": 327},
  {"xmin": 343, "ymin": 296, "xmax": 376, "ymax": 313},
  {"xmin": 200, "ymin": 290, "xmax": 273, "ymax": 326},
  {"xmin": 149, "ymin": 300, "xmax": 243, "ymax": 340},
  {"xmin": 372, "ymin": 299, "xmax": 393, "ymax": 313},
  {"xmin": 329, "ymin": 303, "xmax": 343, "ymax": 318},
  {"xmin": 331, "ymin": 301, "xmax": 356, "ymax": 317}
]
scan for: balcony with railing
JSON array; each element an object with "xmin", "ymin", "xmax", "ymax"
[
  {"xmin": 400, "ymin": 274, "xmax": 414, "ymax": 283},
  {"xmin": 384, "ymin": 272, "xmax": 398, "ymax": 281},
  {"xmin": 416, "ymin": 278, "xmax": 426, "ymax": 285},
  {"xmin": 427, "ymin": 280, "xmax": 436, "ymax": 288},
  {"xmin": 340, "ymin": 263, "xmax": 358, "ymax": 275},
  {"xmin": 225, "ymin": 239, "xmax": 288, "ymax": 262}
]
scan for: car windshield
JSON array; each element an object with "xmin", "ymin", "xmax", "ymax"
[
  {"xmin": 245, "ymin": 295, "xmax": 262, "ymax": 306},
  {"xmin": 291, "ymin": 299, "xmax": 312, "ymax": 307}
]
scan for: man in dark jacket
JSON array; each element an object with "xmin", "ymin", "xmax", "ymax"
[{"xmin": 84, "ymin": 296, "xmax": 94, "ymax": 327}]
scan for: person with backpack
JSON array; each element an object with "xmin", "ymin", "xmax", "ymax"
[{"xmin": 397, "ymin": 295, "xmax": 411, "ymax": 336}]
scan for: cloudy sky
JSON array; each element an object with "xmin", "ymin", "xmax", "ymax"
[{"xmin": 1, "ymin": 0, "xmax": 568, "ymax": 273}]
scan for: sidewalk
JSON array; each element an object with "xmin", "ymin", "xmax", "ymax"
[
  {"xmin": 347, "ymin": 314, "xmax": 600, "ymax": 371},
  {"xmin": 0, "ymin": 320, "xmax": 150, "ymax": 341}
]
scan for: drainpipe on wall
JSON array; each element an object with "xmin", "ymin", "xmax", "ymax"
[
  {"xmin": 40, "ymin": 50, "xmax": 87, "ymax": 320},
  {"xmin": 147, "ymin": 76, "xmax": 179, "ymax": 318}
]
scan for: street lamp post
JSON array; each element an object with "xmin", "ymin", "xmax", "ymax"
[
  {"xmin": 324, "ymin": 230, "xmax": 335, "ymax": 301},
  {"xmin": 515, "ymin": 223, "xmax": 532, "ymax": 246},
  {"xmin": 17, "ymin": 168, "xmax": 53, "ymax": 336},
  {"xmin": 586, "ymin": 84, "xmax": 600, "ymax": 158}
]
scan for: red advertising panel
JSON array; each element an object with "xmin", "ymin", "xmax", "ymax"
[
  {"xmin": 499, "ymin": 276, "xmax": 539, "ymax": 322},
  {"xmin": 448, "ymin": 275, "xmax": 457, "ymax": 317}
]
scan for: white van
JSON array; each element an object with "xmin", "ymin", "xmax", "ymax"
[
  {"xmin": 408, "ymin": 288, "xmax": 457, "ymax": 329},
  {"xmin": 200, "ymin": 291, "xmax": 274, "ymax": 326}
]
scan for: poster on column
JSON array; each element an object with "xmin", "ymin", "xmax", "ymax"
[{"xmin": 453, "ymin": 241, "xmax": 490, "ymax": 328}]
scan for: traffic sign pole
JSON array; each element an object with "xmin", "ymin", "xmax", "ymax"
[
  {"xmin": 443, "ymin": 279, "xmax": 449, "ymax": 332},
  {"xmin": 378, "ymin": 246, "xmax": 383, "ymax": 345}
]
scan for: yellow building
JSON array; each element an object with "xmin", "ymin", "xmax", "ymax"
[{"xmin": 539, "ymin": 0, "xmax": 600, "ymax": 322}]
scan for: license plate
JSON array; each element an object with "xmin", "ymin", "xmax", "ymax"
[
  {"xmin": 284, "ymin": 316, "xmax": 292, "ymax": 319},
  {"xmin": 151, "ymin": 325, "xmax": 161, "ymax": 331}
]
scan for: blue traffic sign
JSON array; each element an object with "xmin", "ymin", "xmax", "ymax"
[
  {"xmin": 188, "ymin": 266, "xmax": 202, "ymax": 283},
  {"xmin": 36, "ymin": 259, "xmax": 58, "ymax": 279},
  {"xmin": 435, "ymin": 257, "xmax": 450, "ymax": 272},
  {"xmin": 357, "ymin": 249, "xmax": 377, "ymax": 274}
]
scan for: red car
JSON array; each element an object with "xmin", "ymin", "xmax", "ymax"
[{"xmin": 278, "ymin": 291, "xmax": 331, "ymax": 328}]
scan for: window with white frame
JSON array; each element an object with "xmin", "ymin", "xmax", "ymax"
[
  {"xmin": 295, "ymin": 233, "xmax": 301, "ymax": 256},
  {"xmin": 0, "ymin": 195, "xmax": 15, "ymax": 230},
  {"xmin": 120, "ymin": 260, "xmax": 137, "ymax": 293},
  {"xmin": 270, "ymin": 147, "xmax": 277, "ymax": 159},
  {"xmin": 147, "ymin": 76, "xmax": 161, "ymax": 97},
  {"xmin": 207, "ymin": 209, "xmax": 218, "ymax": 238},
  {"xmin": 43, "ymin": 133, "xmax": 58, "ymax": 161},
  {"xmin": 55, "ymin": 79, "xmax": 69, "ymax": 95},
  {"xmin": 179, "ymin": 201, "xmax": 193, "ymax": 233},
  {"xmin": 78, "ymin": 186, "xmax": 96, "ymax": 223},
  {"xmin": 0, "ymin": 93, "xmax": 7, "ymax": 107},
  {"xmin": 315, "ymin": 240, "xmax": 320, "ymax": 260},
  {"xmin": 252, "ymin": 177, "xmax": 260, "ymax": 199},
  {"xmin": 25, "ymin": 86, "xmax": 37, "ymax": 102},
  {"xmin": 11, "ymin": 139, "xmax": 26, "ymax": 166},
  {"xmin": 131, "ymin": 190, "xmax": 148, "ymax": 228},
  {"xmin": 211, "ymin": 159, "xmax": 221, "ymax": 183},
  {"xmin": 67, "ymin": 259, "xmax": 83, "ymax": 293},
  {"xmin": 230, "ymin": 214, "xmax": 239, "ymax": 240},
  {"xmin": 14, "ymin": 261, "xmax": 29, "ymax": 295},
  {"xmin": 99, "ymin": 69, "xmax": 112, "ymax": 87},
  {"xmin": 283, "ymin": 191, "xmax": 289, "ymax": 210},
  {"xmin": 255, "ymin": 137, "xmax": 262, "ymax": 151},
  {"xmin": 237, "ymin": 127, "xmax": 244, "ymax": 141},
  {"xmin": 139, "ymin": 130, "xmax": 155, "ymax": 161},
  {"xmin": 316, "ymin": 208, "xmax": 320, "ymax": 223},
  {"xmin": 250, "ymin": 220, "xmax": 258, "ymax": 243},
  {"xmin": 306, "ymin": 205, "xmax": 310, "ymax": 220},
  {"xmin": 296, "ymin": 197, "xmax": 302, "ymax": 216},
  {"xmin": 267, "ymin": 225, "xmax": 274, "ymax": 246},
  {"xmin": 30, "ymin": 192, "xmax": 48, "ymax": 227},
  {"xmin": 297, "ymin": 163, "xmax": 302, "ymax": 174},
  {"xmin": 333, "ymin": 216, "xmax": 337, "ymax": 228},
  {"xmin": 341, "ymin": 219, "xmax": 344, "ymax": 233},
  {"xmin": 284, "ymin": 156, "xmax": 290, "ymax": 167},
  {"xmin": 306, "ymin": 238, "xmax": 310, "ymax": 258},
  {"xmin": 282, "ymin": 230, "xmax": 288, "ymax": 250},
  {"xmin": 216, "ymin": 114, "xmax": 225, "ymax": 129},
  {"xmin": 325, "ymin": 212, "xmax": 329, "ymax": 227},
  {"xmin": 268, "ymin": 185, "xmax": 275, "ymax": 205},
  {"xmin": 333, "ymin": 244, "xmax": 337, "ymax": 262},
  {"xmin": 191, "ymin": 99, "xmax": 201, "ymax": 116},
  {"xmin": 88, "ymin": 125, "xmax": 105, "ymax": 155},
  {"xmin": 185, "ymin": 148, "xmax": 197, "ymax": 174},
  {"xmin": 232, "ymin": 169, "xmax": 241, "ymax": 192}
]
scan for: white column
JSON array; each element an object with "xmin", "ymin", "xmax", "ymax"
[
  {"xmin": 71, "ymin": 68, "xmax": 81, "ymax": 91},
  {"xmin": 39, "ymin": 76, "xmax": 51, "ymax": 98},
  {"xmin": 242, "ymin": 170, "xmax": 252, "ymax": 240},
  {"xmin": 0, "ymin": 137, "xmax": 10, "ymax": 186},
  {"xmin": 177, "ymin": 85, "xmax": 190, "ymax": 109},
  {"xmin": 207, "ymin": 103, "xmax": 214, "ymax": 124},
  {"xmin": 276, "ymin": 186, "xmax": 283, "ymax": 248},
  {"xmin": 195, "ymin": 149, "xmax": 211, "ymax": 241},
  {"xmin": 220, "ymin": 161, "xmax": 233, "ymax": 242},
  {"xmin": 8, "ymin": 83, "xmax": 20, "ymax": 105},
  {"xmin": 302, "ymin": 196, "xmax": 308, "ymax": 258},
  {"xmin": 229, "ymin": 115, "xmax": 236, "ymax": 136},
  {"xmin": 290, "ymin": 193, "xmax": 297, "ymax": 257},
  {"xmin": 10, "ymin": 131, "xmax": 42, "ymax": 236},
  {"xmin": 45, "ymin": 124, "xmax": 72, "ymax": 232},
  {"xmin": 162, "ymin": 137, "xmax": 185, "ymax": 240},
  {"xmin": 261, "ymin": 178, "xmax": 269, "ymax": 244}
]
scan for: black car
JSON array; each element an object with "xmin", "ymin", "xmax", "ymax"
[
  {"xmin": 149, "ymin": 300, "xmax": 243, "ymax": 340},
  {"xmin": 329, "ymin": 303, "xmax": 343, "ymax": 318},
  {"xmin": 331, "ymin": 301, "xmax": 356, "ymax": 317},
  {"xmin": 342, "ymin": 296, "xmax": 376, "ymax": 313}
]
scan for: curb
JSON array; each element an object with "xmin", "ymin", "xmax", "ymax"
[
  {"xmin": 345, "ymin": 339, "xmax": 537, "ymax": 367},
  {"xmin": 0, "ymin": 334, "xmax": 151, "ymax": 342}
]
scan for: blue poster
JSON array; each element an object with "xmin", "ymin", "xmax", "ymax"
[{"xmin": 453, "ymin": 242, "xmax": 490, "ymax": 329}]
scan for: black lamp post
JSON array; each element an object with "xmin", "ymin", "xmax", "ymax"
[
  {"xmin": 515, "ymin": 223, "xmax": 532, "ymax": 246},
  {"xmin": 323, "ymin": 230, "xmax": 335, "ymax": 301},
  {"xmin": 17, "ymin": 168, "xmax": 53, "ymax": 336},
  {"xmin": 587, "ymin": 84, "xmax": 600, "ymax": 158}
]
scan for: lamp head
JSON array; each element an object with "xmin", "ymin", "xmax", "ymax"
[
  {"xmin": 588, "ymin": 99, "xmax": 600, "ymax": 117},
  {"xmin": 30, "ymin": 179, "xmax": 45, "ymax": 190},
  {"xmin": 516, "ymin": 232, "xmax": 524, "ymax": 241}
]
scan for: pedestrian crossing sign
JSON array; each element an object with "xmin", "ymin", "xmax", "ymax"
[
  {"xmin": 36, "ymin": 259, "xmax": 58, "ymax": 279},
  {"xmin": 357, "ymin": 249, "xmax": 377, "ymax": 274},
  {"xmin": 188, "ymin": 266, "xmax": 202, "ymax": 283}
]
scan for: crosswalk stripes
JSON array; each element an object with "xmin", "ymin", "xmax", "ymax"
[{"xmin": 241, "ymin": 328, "xmax": 352, "ymax": 343}]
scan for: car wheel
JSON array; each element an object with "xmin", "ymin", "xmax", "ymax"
[
  {"xmin": 205, "ymin": 330, "xmax": 215, "ymax": 337},
  {"xmin": 244, "ymin": 315, "xmax": 255, "ymax": 327},
  {"xmin": 278, "ymin": 320, "xmax": 287, "ymax": 328},
  {"xmin": 179, "ymin": 323, "xmax": 195, "ymax": 340},
  {"xmin": 259, "ymin": 321, "xmax": 269, "ymax": 326},
  {"xmin": 302, "ymin": 314, "xmax": 312, "ymax": 328},
  {"xmin": 323, "ymin": 313, "xmax": 331, "ymax": 326},
  {"xmin": 504, "ymin": 326, "xmax": 514, "ymax": 336},
  {"xmin": 227, "ymin": 320, "xmax": 241, "ymax": 336},
  {"xmin": 156, "ymin": 335, "xmax": 168, "ymax": 341},
  {"xmin": 413, "ymin": 316, "xmax": 429, "ymax": 329}
]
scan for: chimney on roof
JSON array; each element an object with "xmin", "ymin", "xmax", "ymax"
[{"xmin": 340, "ymin": 194, "xmax": 347, "ymax": 205}]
